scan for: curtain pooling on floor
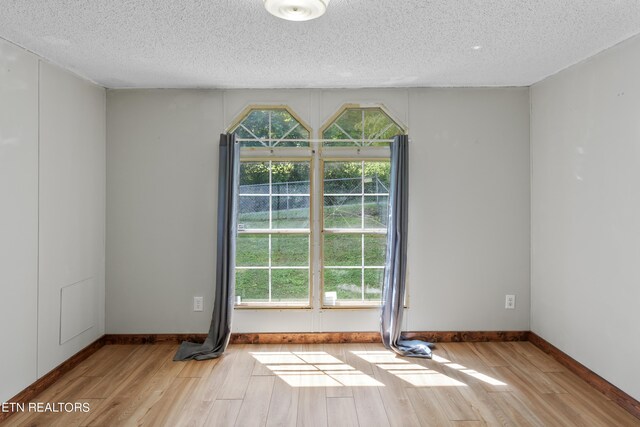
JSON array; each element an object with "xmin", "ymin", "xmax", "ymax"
[
  {"xmin": 380, "ymin": 135, "xmax": 434, "ymax": 358},
  {"xmin": 174, "ymin": 133, "xmax": 239, "ymax": 361}
]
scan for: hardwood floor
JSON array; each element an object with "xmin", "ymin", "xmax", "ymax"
[{"xmin": 3, "ymin": 342, "xmax": 638, "ymax": 426}]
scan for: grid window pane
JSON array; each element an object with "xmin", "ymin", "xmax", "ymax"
[
  {"xmin": 322, "ymin": 159, "xmax": 390, "ymax": 305},
  {"xmin": 272, "ymin": 196, "xmax": 309, "ymax": 229},
  {"xmin": 235, "ymin": 233, "xmax": 310, "ymax": 305},
  {"xmin": 322, "ymin": 233, "xmax": 386, "ymax": 304},
  {"xmin": 272, "ymin": 162, "xmax": 310, "ymax": 194},
  {"xmin": 272, "ymin": 235, "xmax": 309, "ymax": 266},
  {"xmin": 239, "ymin": 161, "xmax": 310, "ymax": 232},
  {"xmin": 238, "ymin": 196, "xmax": 269, "ymax": 229},
  {"xmin": 324, "ymin": 269, "xmax": 362, "ymax": 300},
  {"xmin": 364, "ymin": 269, "xmax": 384, "ymax": 301},
  {"xmin": 324, "ymin": 196, "xmax": 362, "ymax": 229},
  {"xmin": 237, "ymin": 234, "xmax": 269, "ymax": 267},
  {"xmin": 324, "ymin": 234, "xmax": 361, "ymax": 266},
  {"xmin": 364, "ymin": 162, "xmax": 390, "ymax": 194},
  {"xmin": 236, "ymin": 269, "xmax": 269, "ymax": 302},
  {"xmin": 272, "ymin": 269, "xmax": 309, "ymax": 301},
  {"xmin": 364, "ymin": 234, "xmax": 386, "ymax": 266},
  {"xmin": 324, "ymin": 162, "xmax": 362, "ymax": 194},
  {"xmin": 364, "ymin": 195, "xmax": 388, "ymax": 228},
  {"xmin": 240, "ymin": 162, "xmax": 270, "ymax": 193},
  {"xmin": 236, "ymin": 160, "xmax": 310, "ymax": 306}
]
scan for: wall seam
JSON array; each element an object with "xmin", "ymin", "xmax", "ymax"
[
  {"xmin": 528, "ymin": 85, "xmax": 533, "ymax": 333},
  {"xmin": 36, "ymin": 59, "xmax": 41, "ymax": 379},
  {"xmin": 104, "ymin": 91, "xmax": 108, "ymax": 334}
]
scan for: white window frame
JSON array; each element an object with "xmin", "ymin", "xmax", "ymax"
[
  {"xmin": 236, "ymin": 158, "xmax": 313, "ymax": 308},
  {"xmin": 229, "ymin": 104, "xmax": 406, "ymax": 309},
  {"xmin": 320, "ymin": 158, "xmax": 390, "ymax": 308}
]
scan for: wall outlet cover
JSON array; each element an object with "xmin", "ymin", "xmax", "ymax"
[
  {"xmin": 505, "ymin": 294, "xmax": 516, "ymax": 309},
  {"xmin": 193, "ymin": 296, "xmax": 204, "ymax": 312}
]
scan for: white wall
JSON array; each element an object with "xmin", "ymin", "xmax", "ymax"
[
  {"xmin": 106, "ymin": 87, "xmax": 530, "ymax": 333},
  {"xmin": 38, "ymin": 61, "xmax": 106, "ymax": 376},
  {"xmin": 106, "ymin": 90, "xmax": 224, "ymax": 333},
  {"xmin": 0, "ymin": 38, "xmax": 105, "ymax": 401},
  {"xmin": 531, "ymin": 34, "xmax": 640, "ymax": 401},
  {"xmin": 408, "ymin": 89, "xmax": 530, "ymax": 331},
  {"xmin": 0, "ymin": 38, "xmax": 39, "ymax": 404}
]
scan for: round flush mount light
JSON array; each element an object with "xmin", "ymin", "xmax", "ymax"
[{"xmin": 264, "ymin": 0, "xmax": 330, "ymax": 21}]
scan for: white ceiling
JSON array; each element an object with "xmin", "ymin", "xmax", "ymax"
[{"xmin": 1, "ymin": 0, "xmax": 640, "ymax": 89}]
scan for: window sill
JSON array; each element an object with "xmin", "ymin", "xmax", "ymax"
[
  {"xmin": 321, "ymin": 302, "xmax": 382, "ymax": 309},
  {"xmin": 234, "ymin": 303, "xmax": 312, "ymax": 310},
  {"xmin": 234, "ymin": 303, "xmax": 407, "ymax": 310}
]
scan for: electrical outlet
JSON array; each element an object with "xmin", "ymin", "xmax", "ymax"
[
  {"xmin": 193, "ymin": 296, "xmax": 204, "ymax": 312},
  {"xmin": 505, "ymin": 294, "xmax": 515, "ymax": 309}
]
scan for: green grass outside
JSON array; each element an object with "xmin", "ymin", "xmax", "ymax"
[
  {"xmin": 238, "ymin": 201, "xmax": 388, "ymax": 229},
  {"xmin": 235, "ymin": 230, "xmax": 387, "ymax": 303}
]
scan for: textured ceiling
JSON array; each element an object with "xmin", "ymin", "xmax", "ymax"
[{"xmin": 1, "ymin": 0, "xmax": 640, "ymax": 88}]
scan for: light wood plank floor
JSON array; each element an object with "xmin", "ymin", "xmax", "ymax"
[{"xmin": 3, "ymin": 342, "xmax": 639, "ymax": 426}]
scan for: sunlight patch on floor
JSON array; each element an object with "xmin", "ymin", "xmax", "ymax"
[
  {"xmin": 458, "ymin": 369, "xmax": 507, "ymax": 386},
  {"xmin": 250, "ymin": 351, "xmax": 384, "ymax": 388},
  {"xmin": 251, "ymin": 348, "xmax": 506, "ymax": 388},
  {"xmin": 351, "ymin": 350, "xmax": 467, "ymax": 387},
  {"xmin": 432, "ymin": 351, "xmax": 507, "ymax": 386}
]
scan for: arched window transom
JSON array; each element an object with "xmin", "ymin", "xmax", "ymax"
[
  {"xmin": 230, "ymin": 107, "xmax": 310, "ymax": 148},
  {"xmin": 322, "ymin": 107, "xmax": 404, "ymax": 147}
]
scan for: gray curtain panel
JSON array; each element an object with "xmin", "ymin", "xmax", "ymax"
[
  {"xmin": 380, "ymin": 135, "xmax": 434, "ymax": 358},
  {"xmin": 174, "ymin": 133, "xmax": 239, "ymax": 361}
]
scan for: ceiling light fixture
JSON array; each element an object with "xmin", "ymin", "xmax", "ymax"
[{"xmin": 264, "ymin": 0, "xmax": 330, "ymax": 21}]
